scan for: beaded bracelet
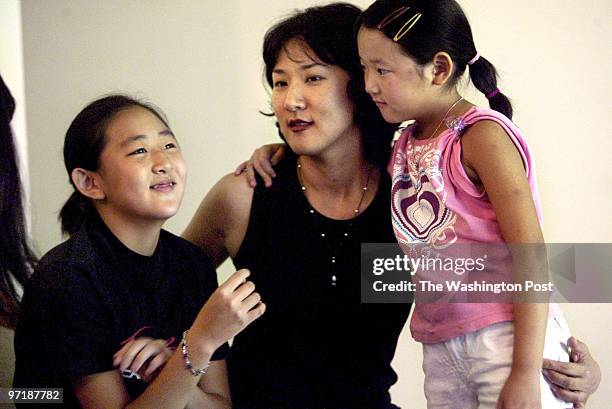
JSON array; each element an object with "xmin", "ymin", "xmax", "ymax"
[{"xmin": 181, "ymin": 330, "xmax": 210, "ymax": 376}]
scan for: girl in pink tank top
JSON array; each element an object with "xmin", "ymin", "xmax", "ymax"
[{"xmin": 358, "ymin": 1, "xmax": 570, "ymax": 408}]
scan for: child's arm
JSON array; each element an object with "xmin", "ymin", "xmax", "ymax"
[
  {"xmin": 113, "ymin": 338, "xmax": 232, "ymax": 409},
  {"xmin": 462, "ymin": 120, "xmax": 548, "ymax": 409},
  {"xmin": 74, "ymin": 269, "xmax": 264, "ymax": 409}
]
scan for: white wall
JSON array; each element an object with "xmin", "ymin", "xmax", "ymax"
[{"xmin": 20, "ymin": 0, "xmax": 612, "ymax": 407}]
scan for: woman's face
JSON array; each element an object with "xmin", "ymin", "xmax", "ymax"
[
  {"xmin": 271, "ymin": 39, "xmax": 359, "ymax": 157},
  {"xmin": 94, "ymin": 106, "xmax": 187, "ymax": 224}
]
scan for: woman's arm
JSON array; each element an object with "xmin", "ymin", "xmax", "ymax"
[
  {"xmin": 462, "ymin": 120, "xmax": 548, "ymax": 409},
  {"xmin": 183, "ymin": 173, "xmax": 254, "ymax": 266}
]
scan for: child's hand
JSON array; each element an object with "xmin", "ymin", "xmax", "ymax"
[
  {"xmin": 234, "ymin": 143, "xmax": 285, "ymax": 187},
  {"xmin": 190, "ymin": 269, "xmax": 265, "ymax": 353},
  {"xmin": 113, "ymin": 337, "xmax": 173, "ymax": 383},
  {"xmin": 496, "ymin": 369, "xmax": 541, "ymax": 409}
]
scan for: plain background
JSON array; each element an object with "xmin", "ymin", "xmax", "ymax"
[{"xmin": 1, "ymin": 0, "xmax": 611, "ymax": 407}]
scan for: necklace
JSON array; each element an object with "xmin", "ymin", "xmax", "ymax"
[
  {"xmin": 413, "ymin": 96, "xmax": 464, "ymax": 171},
  {"xmin": 297, "ymin": 160, "xmax": 373, "ymax": 287}
]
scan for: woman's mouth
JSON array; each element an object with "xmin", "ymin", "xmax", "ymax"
[{"xmin": 288, "ymin": 119, "xmax": 313, "ymax": 132}]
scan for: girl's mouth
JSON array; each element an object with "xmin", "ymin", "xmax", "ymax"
[{"xmin": 150, "ymin": 181, "xmax": 176, "ymax": 192}]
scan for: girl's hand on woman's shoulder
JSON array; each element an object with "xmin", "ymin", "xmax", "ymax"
[{"xmin": 235, "ymin": 143, "xmax": 286, "ymax": 187}]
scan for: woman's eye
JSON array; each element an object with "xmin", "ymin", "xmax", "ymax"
[
  {"xmin": 164, "ymin": 142, "xmax": 177, "ymax": 150},
  {"xmin": 377, "ymin": 68, "xmax": 389, "ymax": 75},
  {"xmin": 306, "ymin": 75, "xmax": 322, "ymax": 83},
  {"xmin": 273, "ymin": 80, "xmax": 287, "ymax": 88},
  {"xmin": 129, "ymin": 148, "xmax": 147, "ymax": 156}
]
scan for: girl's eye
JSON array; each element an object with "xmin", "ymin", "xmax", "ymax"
[
  {"xmin": 273, "ymin": 80, "xmax": 287, "ymax": 88},
  {"xmin": 306, "ymin": 75, "xmax": 322, "ymax": 83},
  {"xmin": 164, "ymin": 142, "xmax": 177, "ymax": 150},
  {"xmin": 129, "ymin": 147, "xmax": 147, "ymax": 156}
]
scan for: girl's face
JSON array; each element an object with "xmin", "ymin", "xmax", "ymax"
[
  {"xmin": 357, "ymin": 26, "xmax": 433, "ymax": 123},
  {"xmin": 95, "ymin": 106, "xmax": 187, "ymax": 224},
  {"xmin": 271, "ymin": 39, "xmax": 359, "ymax": 158}
]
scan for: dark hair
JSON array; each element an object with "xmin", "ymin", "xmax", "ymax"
[
  {"xmin": 262, "ymin": 2, "xmax": 397, "ymax": 168},
  {"xmin": 358, "ymin": 0, "xmax": 513, "ymax": 119},
  {"xmin": 60, "ymin": 95, "xmax": 169, "ymax": 236},
  {"xmin": 0, "ymin": 73, "xmax": 37, "ymax": 328}
]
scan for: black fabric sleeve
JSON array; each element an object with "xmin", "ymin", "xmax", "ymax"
[{"xmin": 33, "ymin": 261, "xmax": 116, "ymax": 380}]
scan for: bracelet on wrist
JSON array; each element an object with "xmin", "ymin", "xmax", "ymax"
[{"xmin": 181, "ymin": 330, "xmax": 210, "ymax": 376}]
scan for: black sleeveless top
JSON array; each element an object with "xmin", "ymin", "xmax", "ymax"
[{"xmin": 229, "ymin": 155, "xmax": 411, "ymax": 409}]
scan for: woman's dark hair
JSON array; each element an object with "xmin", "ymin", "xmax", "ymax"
[
  {"xmin": 262, "ymin": 2, "xmax": 398, "ymax": 168},
  {"xmin": 0, "ymin": 73, "xmax": 37, "ymax": 328},
  {"xmin": 60, "ymin": 95, "xmax": 169, "ymax": 236},
  {"xmin": 358, "ymin": 0, "xmax": 513, "ymax": 119}
]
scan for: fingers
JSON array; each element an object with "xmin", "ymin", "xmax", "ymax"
[
  {"xmin": 542, "ymin": 359, "xmax": 585, "ymax": 377},
  {"xmin": 245, "ymin": 162, "xmax": 257, "ymax": 187},
  {"xmin": 128, "ymin": 340, "xmax": 168, "ymax": 374},
  {"xmin": 233, "ymin": 280, "xmax": 256, "ymax": 302},
  {"xmin": 113, "ymin": 338, "xmax": 152, "ymax": 371},
  {"xmin": 252, "ymin": 156, "xmax": 274, "ymax": 188},
  {"xmin": 220, "ymin": 269, "xmax": 250, "ymax": 292},
  {"xmin": 247, "ymin": 301, "xmax": 266, "ymax": 321},
  {"xmin": 549, "ymin": 384, "xmax": 588, "ymax": 407},
  {"xmin": 234, "ymin": 161, "xmax": 249, "ymax": 175},
  {"xmin": 270, "ymin": 145, "xmax": 285, "ymax": 166},
  {"xmin": 242, "ymin": 291, "xmax": 262, "ymax": 310},
  {"xmin": 142, "ymin": 349, "xmax": 172, "ymax": 378},
  {"xmin": 568, "ymin": 336, "xmax": 589, "ymax": 362},
  {"xmin": 542, "ymin": 367, "xmax": 587, "ymax": 391}
]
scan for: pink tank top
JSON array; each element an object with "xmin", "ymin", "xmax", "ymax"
[{"xmin": 388, "ymin": 106, "xmax": 546, "ymax": 343}]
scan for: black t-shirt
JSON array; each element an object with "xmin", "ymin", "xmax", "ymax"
[
  {"xmin": 13, "ymin": 213, "xmax": 229, "ymax": 408},
  {"xmin": 230, "ymin": 155, "xmax": 412, "ymax": 409}
]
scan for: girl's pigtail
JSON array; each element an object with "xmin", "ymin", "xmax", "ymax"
[
  {"xmin": 468, "ymin": 56, "xmax": 513, "ymax": 119},
  {"xmin": 59, "ymin": 190, "xmax": 94, "ymax": 236}
]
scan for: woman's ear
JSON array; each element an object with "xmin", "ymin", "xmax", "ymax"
[
  {"xmin": 431, "ymin": 51, "xmax": 454, "ymax": 86},
  {"xmin": 71, "ymin": 168, "xmax": 105, "ymax": 200}
]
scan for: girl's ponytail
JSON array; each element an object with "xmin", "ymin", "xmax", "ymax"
[
  {"xmin": 59, "ymin": 191, "xmax": 95, "ymax": 236},
  {"xmin": 468, "ymin": 55, "xmax": 513, "ymax": 119}
]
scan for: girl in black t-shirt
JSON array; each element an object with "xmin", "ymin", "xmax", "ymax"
[{"xmin": 14, "ymin": 95, "xmax": 265, "ymax": 409}]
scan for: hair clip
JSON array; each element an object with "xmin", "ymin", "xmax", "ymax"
[
  {"xmin": 393, "ymin": 12, "xmax": 422, "ymax": 42},
  {"xmin": 377, "ymin": 6, "xmax": 410, "ymax": 30},
  {"xmin": 376, "ymin": 6, "xmax": 423, "ymax": 42}
]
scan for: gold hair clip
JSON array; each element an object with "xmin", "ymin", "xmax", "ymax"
[{"xmin": 377, "ymin": 6, "xmax": 423, "ymax": 42}]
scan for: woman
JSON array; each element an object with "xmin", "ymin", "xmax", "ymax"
[{"xmin": 183, "ymin": 4, "xmax": 409, "ymax": 408}]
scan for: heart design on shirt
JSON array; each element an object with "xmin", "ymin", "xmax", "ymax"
[{"xmin": 408, "ymin": 198, "xmax": 435, "ymax": 230}]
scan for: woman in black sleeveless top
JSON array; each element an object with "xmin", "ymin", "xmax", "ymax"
[{"xmin": 183, "ymin": 4, "xmax": 410, "ymax": 408}]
